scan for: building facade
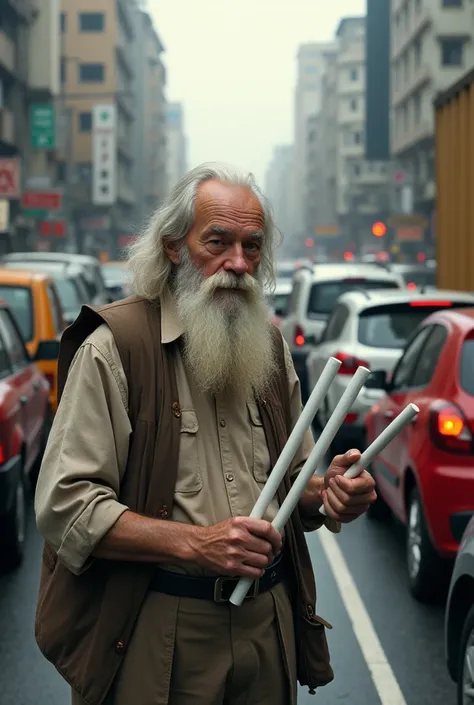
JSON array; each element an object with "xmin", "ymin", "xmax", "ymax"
[
  {"xmin": 264, "ymin": 144, "xmax": 294, "ymax": 244},
  {"xmin": 0, "ymin": 0, "xmax": 60, "ymax": 250},
  {"xmin": 391, "ymin": 0, "xmax": 474, "ymax": 225},
  {"xmin": 166, "ymin": 102, "xmax": 186, "ymax": 194},
  {"xmin": 60, "ymin": 0, "xmax": 138, "ymax": 254},
  {"xmin": 132, "ymin": 8, "xmax": 167, "ymax": 228}
]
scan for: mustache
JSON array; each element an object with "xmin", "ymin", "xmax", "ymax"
[{"xmin": 201, "ymin": 270, "xmax": 261, "ymax": 295}]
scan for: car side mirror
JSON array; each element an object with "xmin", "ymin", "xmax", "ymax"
[
  {"xmin": 365, "ymin": 369, "xmax": 389, "ymax": 391},
  {"xmin": 34, "ymin": 339, "xmax": 60, "ymax": 362}
]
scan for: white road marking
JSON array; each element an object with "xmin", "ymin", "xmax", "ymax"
[{"xmin": 318, "ymin": 528, "xmax": 408, "ymax": 705}]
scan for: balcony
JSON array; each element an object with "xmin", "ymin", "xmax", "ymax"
[
  {"xmin": 392, "ymin": 63, "xmax": 432, "ymax": 108},
  {"xmin": 0, "ymin": 31, "xmax": 15, "ymax": 74},
  {"xmin": 116, "ymin": 42, "xmax": 134, "ymax": 79},
  {"xmin": 0, "ymin": 109, "xmax": 15, "ymax": 146},
  {"xmin": 391, "ymin": 120, "xmax": 434, "ymax": 156},
  {"xmin": 392, "ymin": 9, "xmax": 432, "ymax": 61}
]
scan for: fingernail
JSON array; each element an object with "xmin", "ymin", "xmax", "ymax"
[{"xmin": 349, "ymin": 449, "xmax": 359, "ymax": 459}]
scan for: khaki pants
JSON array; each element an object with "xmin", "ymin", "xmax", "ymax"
[{"xmin": 72, "ymin": 581, "xmax": 296, "ymax": 705}]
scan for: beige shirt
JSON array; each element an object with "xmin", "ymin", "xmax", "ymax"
[{"xmin": 35, "ymin": 289, "xmax": 340, "ymax": 576}]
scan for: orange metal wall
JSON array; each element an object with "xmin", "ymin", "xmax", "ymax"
[{"xmin": 435, "ymin": 79, "xmax": 474, "ymax": 292}]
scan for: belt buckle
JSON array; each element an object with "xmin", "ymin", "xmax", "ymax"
[{"xmin": 213, "ymin": 577, "xmax": 259, "ymax": 603}]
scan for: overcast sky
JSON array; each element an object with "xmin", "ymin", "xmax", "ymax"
[{"xmin": 150, "ymin": 0, "xmax": 366, "ymax": 185}]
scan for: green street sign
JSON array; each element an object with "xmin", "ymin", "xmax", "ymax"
[
  {"xmin": 22, "ymin": 209, "xmax": 48, "ymax": 219},
  {"xmin": 31, "ymin": 104, "xmax": 55, "ymax": 149}
]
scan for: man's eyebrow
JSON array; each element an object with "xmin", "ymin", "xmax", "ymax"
[{"xmin": 205, "ymin": 226, "xmax": 264, "ymax": 240}]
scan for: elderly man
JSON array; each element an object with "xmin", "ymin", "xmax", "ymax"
[{"xmin": 35, "ymin": 163, "xmax": 376, "ymax": 705}]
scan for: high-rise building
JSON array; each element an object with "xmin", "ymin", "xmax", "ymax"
[
  {"xmin": 132, "ymin": 8, "xmax": 167, "ymax": 227},
  {"xmin": 391, "ymin": 0, "xmax": 474, "ymax": 226},
  {"xmin": 166, "ymin": 102, "xmax": 187, "ymax": 193},
  {"xmin": 59, "ymin": 0, "xmax": 138, "ymax": 255},
  {"xmin": 0, "ymin": 0, "xmax": 60, "ymax": 251},
  {"xmin": 264, "ymin": 144, "xmax": 293, "ymax": 242},
  {"xmin": 292, "ymin": 42, "xmax": 336, "ymax": 238}
]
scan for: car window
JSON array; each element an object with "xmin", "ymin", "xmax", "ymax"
[
  {"xmin": 403, "ymin": 270, "xmax": 437, "ymax": 287},
  {"xmin": 0, "ymin": 286, "xmax": 34, "ymax": 342},
  {"xmin": 460, "ymin": 338, "xmax": 474, "ymax": 396},
  {"xmin": 322, "ymin": 304, "xmax": 350, "ymax": 342},
  {"xmin": 307, "ymin": 280, "xmax": 399, "ymax": 318},
  {"xmin": 0, "ymin": 318, "xmax": 12, "ymax": 377},
  {"xmin": 0, "ymin": 309, "xmax": 29, "ymax": 368},
  {"xmin": 272, "ymin": 292, "xmax": 290, "ymax": 316},
  {"xmin": 391, "ymin": 326, "xmax": 433, "ymax": 390},
  {"xmin": 53, "ymin": 277, "xmax": 82, "ymax": 314},
  {"xmin": 46, "ymin": 284, "xmax": 63, "ymax": 335},
  {"xmin": 358, "ymin": 304, "xmax": 452, "ymax": 350},
  {"xmin": 410, "ymin": 325, "xmax": 447, "ymax": 388}
]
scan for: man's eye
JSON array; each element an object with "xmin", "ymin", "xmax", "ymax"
[
  {"xmin": 245, "ymin": 242, "xmax": 260, "ymax": 252},
  {"xmin": 209, "ymin": 239, "xmax": 225, "ymax": 247}
]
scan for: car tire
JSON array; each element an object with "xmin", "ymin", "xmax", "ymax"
[
  {"xmin": 1, "ymin": 473, "xmax": 26, "ymax": 570},
  {"xmin": 457, "ymin": 604, "xmax": 474, "ymax": 705},
  {"xmin": 406, "ymin": 486, "xmax": 446, "ymax": 602}
]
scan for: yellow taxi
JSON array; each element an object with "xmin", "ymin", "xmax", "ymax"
[{"xmin": 0, "ymin": 268, "xmax": 65, "ymax": 412}]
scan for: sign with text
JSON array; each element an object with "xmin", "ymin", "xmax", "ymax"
[
  {"xmin": 92, "ymin": 104, "xmax": 117, "ymax": 206},
  {"xmin": 21, "ymin": 191, "xmax": 62, "ymax": 211},
  {"xmin": 0, "ymin": 158, "xmax": 21, "ymax": 199},
  {"xmin": 396, "ymin": 226, "xmax": 423, "ymax": 242},
  {"xmin": 30, "ymin": 104, "xmax": 56, "ymax": 149}
]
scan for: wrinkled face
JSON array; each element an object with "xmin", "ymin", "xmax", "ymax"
[{"xmin": 166, "ymin": 180, "xmax": 276, "ymax": 398}]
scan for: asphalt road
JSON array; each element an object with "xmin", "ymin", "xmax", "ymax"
[{"xmin": 0, "ymin": 500, "xmax": 455, "ymax": 705}]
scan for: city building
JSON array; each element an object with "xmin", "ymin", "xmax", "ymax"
[
  {"xmin": 391, "ymin": 0, "xmax": 474, "ymax": 227},
  {"xmin": 264, "ymin": 144, "xmax": 294, "ymax": 243},
  {"xmin": 166, "ymin": 102, "xmax": 187, "ymax": 194},
  {"xmin": 292, "ymin": 41, "xmax": 336, "ymax": 238},
  {"xmin": 59, "ymin": 0, "xmax": 138, "ymax": 255},
  {"xmin": 132, "ymin": 7, "xmax": 168, "ymax": 227},
  {"xmin": 0, "ymin": 0, "xmax": 60, "ymax": 250},
  {"xmin": 304, "ymin": 114, "xmax": 322, "ymax": 238}
]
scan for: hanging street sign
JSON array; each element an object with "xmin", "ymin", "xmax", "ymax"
[
  {"xmin": 0, "ymin": 158, "xmax": 21, "ymax": 199},
  {"xmin": 92, "ymin": 103, "xmax": 117, "ymax": 206},
  {"xmin": 31, "ymin": 104, "xmax": 56, "ymax": 149}
]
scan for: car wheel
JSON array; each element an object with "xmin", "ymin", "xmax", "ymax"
[
  {"xmin": 1, "ymin": 474, "xmax": 26, "ymax": 570},
  {"xmin": 366, "ymin": 469, "xmax": 391, "ymax": 521},
  {"xmin": 406, "ymin": 486, "xmax": 445, "ymax": 602},
  {"xmin": 457, "ymin": 604, "xmax": 474, "ymax": 705}
]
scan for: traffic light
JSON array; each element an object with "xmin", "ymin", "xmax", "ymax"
[
  {"xmin": 305, "ymin": 238, "xmax": 315, "ymax": 248},
  {"xmin": 372, "ymin": 221, "xmax": 386, "ymax": 237}
]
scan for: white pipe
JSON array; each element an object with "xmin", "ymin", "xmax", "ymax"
[
  {"xmin": 319, "ymin": 403, "xmax": 419, "ymax": 516},
  {"xmin": 230, "ymin": 365, "xmax": 370, "ymax": 606}
]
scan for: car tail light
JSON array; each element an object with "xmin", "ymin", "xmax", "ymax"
[
  {"xmin": 294, "ymin": 325, "xmax": 305, "ymax": 347},
  {"xmin": 334, "ymin": 352, "xmax": 369, "ymax": 375},
  {"xmin": 407, "ymin": 282, "xmax": 417, "ymax": 291},
  {"xmin": 45, "ymin": 374, "xmax": 55, "ymax": 390},
  {"xmin": 0, "ymin": 443, "xmax": 5, "ymax": 464},
  {"xmin": 429, "ymin": 401, "xmax": 473, "ymax": 454},
  {"xmin": 344, "ymin": 413, "xmax": 358, "ymax": 424},
  {"xmin": 410, "ymin": 300, "xmax": 452, "ymax": 307}
]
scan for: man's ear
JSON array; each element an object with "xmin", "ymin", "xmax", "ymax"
[{"xmin": 163, "ymin": 239, "xmax": 181, "ymax": 265}]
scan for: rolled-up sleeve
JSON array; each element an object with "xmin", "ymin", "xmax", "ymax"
[
  {"xmin": 34, "ymin": 325, "xmax": 132, "ymax": 575},
  {"xmin": 283, "ymin": 338, "xmax": 341, "ymax": 534}
]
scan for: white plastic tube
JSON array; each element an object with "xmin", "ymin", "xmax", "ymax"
[
  {"xmin": 229, "ymin": 364, "xmax": 370, "ymax": 606},
  {"xmin": 319, "ymin": 402, "xmax": 419, "ymax": 516}
]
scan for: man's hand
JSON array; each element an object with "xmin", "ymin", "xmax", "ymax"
[
  {"xmin": 321, "ymin": 449, "xmax": 377, "ymax": 523},
  {"xmin": 192, "ymin": 516, "xmax": 282, "ymax": 579}
]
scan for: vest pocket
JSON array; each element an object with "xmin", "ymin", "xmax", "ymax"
[
  {"xmin": 247, "ymin": 401, "xmax": 271, "ymax": 483},
  {"xmin": 176, "ymin": 410, "xmax": 203, "ymax": 494}
]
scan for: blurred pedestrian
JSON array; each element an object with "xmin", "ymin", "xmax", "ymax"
[{"xmin": 34, "ymin": 162, "xmax": 376, "ymax": 705}]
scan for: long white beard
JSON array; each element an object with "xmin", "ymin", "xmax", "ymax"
[{"xmin": 172, "ymin": 250, "xmax": 276, "ymax": 398}]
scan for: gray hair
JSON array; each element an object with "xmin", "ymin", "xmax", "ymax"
[{"xmin": 127, "ymin": 162, "xmax": 280, "ymax": 301}]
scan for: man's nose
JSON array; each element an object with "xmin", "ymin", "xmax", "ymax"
[{"xmin": 223, "ymin": 245, "xmax": 249, "ymax": 276}]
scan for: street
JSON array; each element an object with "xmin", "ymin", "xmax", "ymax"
[{"xmin": 0, "ymin": 500, "xmax": 455, "ymax": 705}]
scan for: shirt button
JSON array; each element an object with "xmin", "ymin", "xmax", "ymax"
[
  {"xmin": 225, "ymin": 473, "xmax": 234, "ymax": 482},
  {"xmin": 115, "ymin": 640, "xmax": 125, "ymax": 654},
  {"xmin": 172, "ymin": 401, "xmax": 181, "ymax": 418},
  {"xmin": 220, "ymin": 419, "xmax": 226, "ymax": 427}
]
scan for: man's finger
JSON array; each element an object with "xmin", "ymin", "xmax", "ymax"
[
  {"xmin": 328, "ymin": 480, "xmax": 376, "ymax": 507},
  {"xmin": 334, "ymin": 472, "xmax": 375, "ymax": 495},
  {"xmin": 328, "ymin": 449, "xmax": 361, "ymax": 473}
]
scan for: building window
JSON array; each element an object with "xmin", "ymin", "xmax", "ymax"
[
  {"xmin": 441, "ymin": 38, "xmax": 464, "ymax": 66},
  {"xmin": 353, "ymin": 130, "xmax": 362, "ymax": 145},
  {"xmin": 350, "ymin": 98, "xmax": 358, "ymax": 112},
  {"xmin": 442, "ymin": 0, "xmax": 462, "ymax": 7},
  {"xmin": 352, "ymin": 162, "xmax": 361, "ymax": 177},
  {"xmin": 60, "ymin": 12, "xmax": 67, "ymax": 32},
  {"xmin": 79, "ymin": 63, "xmax": 105, "ymax": 82},
  {"xmin": 349, "ymin": 67, "xmax": 358, "ymax": 81},
  {"xmin": 78, "ymin": 112, "xmax": 92, "ymax": 132},
  {"xmin": 414, "ymin": 39, "xmax": 422, "ymax": 68},
  {"xmin": 79, "ymin": 12, "xmax": 105, "ymax": 32}
]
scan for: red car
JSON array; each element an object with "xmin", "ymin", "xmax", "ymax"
[
  {"xmin": 365, "ymin": 306, "xmax": 474, "ymax": 602},
  {"xmin": 0, "ymin": 300, "xmax": 51, "ymax": 569}
]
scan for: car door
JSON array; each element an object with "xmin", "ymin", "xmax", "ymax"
[
  {"xmin": 307, "ymin": 304, "xmax": 350, "ymax": 393},
  {"xmin": 372, "ymin": 326, "xmax": 433, "ymax": 514},
  {"xmin": 0, "ymin": 309, "xmax": 43, "ymax": 470}
]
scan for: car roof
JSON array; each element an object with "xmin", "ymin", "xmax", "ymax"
[
  {"xmin": 0, "ymin": 267, "xmax": 52, "ymax": 285},
  {"xmin": 2, "ymin": 252, "xmax": 101, "ymax": 267},
  {"xmin": 302, "ymin": 263, "xmax": 401, "ymax": 282},
  {"xmin": 2, "ymin": 259, "xmax": 84, "ymax": 277},
  {"xmin": 422, "ymin": 307, "xmax": 474, "ymax": 330},
  {"xmin": 337, "ymin": 288, "xmax": 474, "ymax": 312},
  {"xmin": 274, "ymin": 279, "xmax": 292, "ymax": 294}
]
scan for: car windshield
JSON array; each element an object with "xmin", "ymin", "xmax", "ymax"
[
  {"xmin": 307, "ymin": 279, "xmax": 399, "ymax": 318},
  {"xmin": 54, "ymin": 278, "xmax": 82, "ymax": 313},
  {"xmin": 403, "ymin": 270, "xmax": 437, "ymax": 287},
  {"xmin": 358, "ymin": 302, "xmax": 471, "ymax": 349},
  {"xmin": 0, "ymin": 286, "xmax": 33, "ymax": 342},
  {"xmin": 103, "ymin": 265, "xmax": 127, "ymax": 285},
  {"xmin": 272, "ymin": 292, "xmax": 290, "ymax": 315}
]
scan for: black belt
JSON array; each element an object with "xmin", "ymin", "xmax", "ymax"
[{"xmin": 149, "ymin": 555, "xmax": 285, "ymax": 603}]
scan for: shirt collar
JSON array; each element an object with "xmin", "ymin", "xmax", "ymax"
[{"xmin": 160, "ymin": 286, "xmax": 184, "ymax": 344}]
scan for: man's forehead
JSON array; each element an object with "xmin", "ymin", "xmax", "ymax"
[{"xmin": 195, "ymin": 180, "xmax": 264, "ymax": 226}]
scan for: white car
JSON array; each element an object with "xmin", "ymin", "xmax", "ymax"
[
  {"xmin": 280, "ymin": 263, "xmax": 405, "ymax": 401},
  {"xmin": 306, "ymin": 288, "xmax": 474, "ymax": 453}
]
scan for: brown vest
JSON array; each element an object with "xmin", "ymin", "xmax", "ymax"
[{"xmin": 35, "ymin": 295, "xmax": 334, "ymax": 705}]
